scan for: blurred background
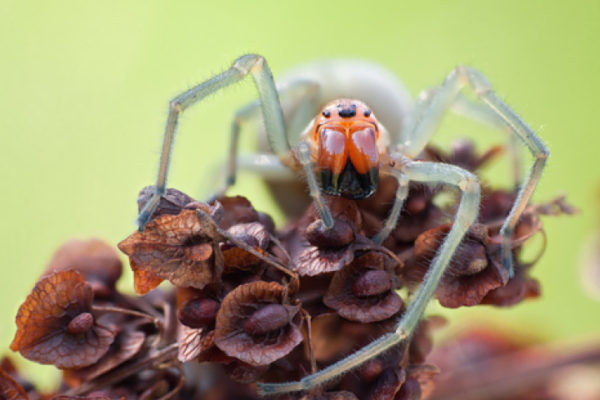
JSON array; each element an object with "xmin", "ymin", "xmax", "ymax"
[{"xmin": 1, "ymin": 0, "xmax": 598, "ymax": 389}]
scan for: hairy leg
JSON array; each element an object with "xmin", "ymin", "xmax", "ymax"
[
  {"xmin": 137, "ymin": 54, "xmax": 288, "ymax": 231},
  {"xmin": 257, "ymin": 158, "xmax": 481, "ymax": 395}
]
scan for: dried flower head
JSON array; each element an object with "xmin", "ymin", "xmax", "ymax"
[
  {"xmin": 324, "ymin": 252, "xmax": 403, "ymax": 323},
  {"xmin": 0, "ymin": 369, "xmax": 28, "ymax": 400},
  {"xmin": 408, "ymin": 224, "xmax": 508, "ymax": 308},
  {"xmin": 10, "ymin": 270, "xmax": 115, "ymax": 369},
  {"xmin": 118, "ymin": 204, "xmax": 222, "ymax": 294},
  {"xmin": 214, "ymin": 281, "xmax": 302, "ymax": 366},
  {"xmin": 46, "ymin": 239, "xmax": 123, "ymax": 298}
]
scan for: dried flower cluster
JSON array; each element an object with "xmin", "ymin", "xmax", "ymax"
[{"xmin": 2, "ymin": 141, "xmax": 575, "ymax": 399}]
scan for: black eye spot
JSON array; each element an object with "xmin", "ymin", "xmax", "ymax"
[
  {"xmin": 322, "ymin": 110, "xmax": 331, "ymax": 118},
  {"xmin": 338, "ymin": 103, "xmax": 357, "ymax": 118},
  {"xmin": 363, "ymin": 109, "xmax": 371, "ymax": 117}
]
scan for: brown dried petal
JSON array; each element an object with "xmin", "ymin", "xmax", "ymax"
[
  {"xmin": 481, "ymin": 274, "xmax": 540, "ymax": 306},
  {"xmin": 411, "ymin": 225, "xmax": 508, "ymax": 308},
  {"xmin": 305, "ymin": 219, "xmax": 355, "ymax": 248},
  {"xmin": 64, "ymin": 330, "xmax": 145, "ymax": 383},
  {"xmin": 46, "ymin": 239, "xmax": 123, "ymax": 297},
  {"xmin": 0, "ymin": 369, "xmax": 28, "ymax": 400},
  {"xmin": 214, "ymin": 281, "xmax": 302, "ymax": 366},
  {"xmin": 214, "ymin": 196, "xmax": 260, "ymax": 229},
  {"xmin": 324, "ymin": 253, "xmax": 403, "ymax": 323},
  {"xmin": 118, "ymin": 209, "xmax": 219, "ymax": 291},
  {"xmin": 10, "ymin": 271, "xmax": 115, "ymax": 369},
  {"xmin": 222, "ymin": 222, "xmax": 271, "ymax": 271},
  {"xmin": 178, "ymin": 325, "xmax": 214, "ymax": 363},
  {"xmin": 131, "ymin": 264, "xmax": 164, "ymax": 295},
  {"xmin": 369, "ymin": 368, "xmax": 406, "ymax": 400},
  {"xmin": 137, "ymin": 186, "xmax": 195, "ymax": 218}
]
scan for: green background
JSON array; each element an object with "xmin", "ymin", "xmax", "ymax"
[{"xmin": 1, "ymin": 0, "xmax": 599, "ymax": 389}]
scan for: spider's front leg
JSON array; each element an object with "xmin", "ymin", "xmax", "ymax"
[
  {"xmin": 257, "ymin": 157, "xmax": 481, "ymax": 395},
  {"xmin": 137, "ymin": 54, "xmax": 289, "ymax": 231},
  {"xmin": 401, "ymin": 66, "xmax": 549, "ymax": 277}
]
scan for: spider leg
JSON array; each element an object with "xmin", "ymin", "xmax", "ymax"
[
  {"xmin": 297, "ymin": 141, "xmax": 334, "ymax": 229},
  {"xmin": 372, "ymin": 168, "xmax": 409, "ymax": 244},
  {"xmin": 413, "ymin": 88, "xmax": 523, "ymax": 187},
  {"xmin": 137, "ymin": 54, "xmax": 288, "ymax": 231},
  {"xmin": 210, "ymin": 80, "xmax": 321, "ymax": 200},
  {"xmin": 257, "ymin": 159, "xmax": 480, "ymax": 395},
  {"xmin": 401, "ymin": 66, "xmax": 548, "ymax": 278}
]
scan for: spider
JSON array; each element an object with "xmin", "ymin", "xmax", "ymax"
[{"xmin": 136, "ymin": 54, "xmax": 548, "ymax": 395}]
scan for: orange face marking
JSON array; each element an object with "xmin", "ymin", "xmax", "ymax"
[{"xmin": 307, "ymin": 99, "xmax": 383, "ymax": 198}]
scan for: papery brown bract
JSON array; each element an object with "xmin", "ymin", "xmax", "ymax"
[
  {"xmin": 407, "ymin": 224, "xmax": 509, "ymax": 308},
  {"xmin": 63, "ymin": 329, "xmax": 146, "ymax": 384},
  {"xmin": 118, "ymin": 207, "xmax": 221, "ymax": 292},
  {"xmin": 221, "ymin": 222, "xmax": 271, "ymax": 272},
  {"xmin": 138, "ymin": 186, "xmax": 196, "ymax": 218},
  {"xmin": 214, "ymin": 281, "xmax": 303, "ymax": 366},
  {"xmin": 10, "ymin": 270, "xmax": 115, "ymax": 369},
  {"xmin": 46, "ymin": 239, "xmax": 123, "ymax": 299},
  {"xmin": 324, "ymin": 252, "xmax": 403, "ymax": 323},
  {"xmin": 0, "ymin": 369, "xmax": 28, "ymax": 400},
  {"xmin": 287, "ymin": 198, "xmax": 393, "ymax": 276}
]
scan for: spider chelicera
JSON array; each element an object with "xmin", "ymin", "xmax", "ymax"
[{"xmin": 136, "ymin": 54, "xmax": 548, "ymax": 395}]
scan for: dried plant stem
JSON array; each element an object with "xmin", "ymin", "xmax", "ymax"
[
  {"xmin": 92, "ymin": 305, "xmax": 163, "ymax": 328},
  {"xmin": 64, "ymin": 343, "xmax": 179, "ymax": 396}
]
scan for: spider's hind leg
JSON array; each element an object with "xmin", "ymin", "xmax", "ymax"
[{"xmin": 401, "ymin": 66, "xmax": 548, "ymax": 278}]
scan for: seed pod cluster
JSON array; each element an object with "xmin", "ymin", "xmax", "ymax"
[{"xmin": 2, "ymin": 141, "xmax": 573, "ymax": 399}]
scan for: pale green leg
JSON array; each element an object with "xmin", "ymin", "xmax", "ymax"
[
  {"xmin": 401, "ymin": 66, "xmax": 548, "ymax": 277},
  {"xmin": 137, "ymin": 54, "xmax": 288, "ymax": 231},
  {"xmin": 372, "ymin": 169, "xmax": 409, "ymax": 244},
  {"xmin": 297, "ymin": 142, "xmax": 334, "ymax": 229},
  {"xmin": 257, "ymin": 159, "xmax": 481, "ymax": 395},
  {"xmin": 210, "ymin": 80, "xmax": 320, "ymax": 200}
]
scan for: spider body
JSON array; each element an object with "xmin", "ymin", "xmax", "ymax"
[
  {"xmin": 136, "ymin": 54, "xmax": 548, "ymax": 395},
  {"xmin": 306, "ymin": 99, "xmax": 387, "ymax": 199}
]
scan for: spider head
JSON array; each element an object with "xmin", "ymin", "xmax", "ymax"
[{"xmin": 308, "ymin": 99, "xmax": 386, "ymax": 199}]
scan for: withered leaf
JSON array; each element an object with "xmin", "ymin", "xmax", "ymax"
[
  {"xmin": 10, "ymin": 271, "xmax": 115, "ymax": 369},
  {"xmin": 214, "ymin": 281, "xmax": 302, "ymax": 366}
]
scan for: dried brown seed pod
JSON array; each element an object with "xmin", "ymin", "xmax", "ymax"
[
  {"xmin": 10, "ymin": 270, "xmax": 115, "ymax": 369},
  {"xmin": 178, "ymin": 297, "xmax": 220, "ymax": 329},
  {"xmin": 481, "ymin": 271, "xmax": 540, "ymax": 307},
  {"xmin": 214, "ymin": 281, "xmax": 302, "ymax": 366},
  {"xmin": 324, "ymin": 252, "xmax": 403, "ymax": 323},
  {"xmin": 0, "ymin": 369, "xmax": 28, "ymax": 400},
  {"xmin": 221, "ymin": 222, "xmax": 271, "ymax": 272},
  {"xmin": 137, "ymin": 186, "xmax": 196, "ymax": 218},
  {"xmin": 424, "ymin": 140, "xmax": 504, "ymax": 172},
  {"xmin": 177, "ymin": 325, "xmax": 215, "ymax": 363},
  {"xmin": 214, "ymin": 196, "xmax": 261, "ymax": 229},
  {"xmin": 63, "ymin": 329, "xmax": 146, "ymax": 384},
  {"xmin": 46, "ymin": 239, "xmax": 123, "ymax": 298},
  {"xmin": 118, "ymin": 205, "xmax": 221, "ymax": 293},
  {"xmin": 408, "ymin": 224, "xmax": 508, "ymax": 308}
]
